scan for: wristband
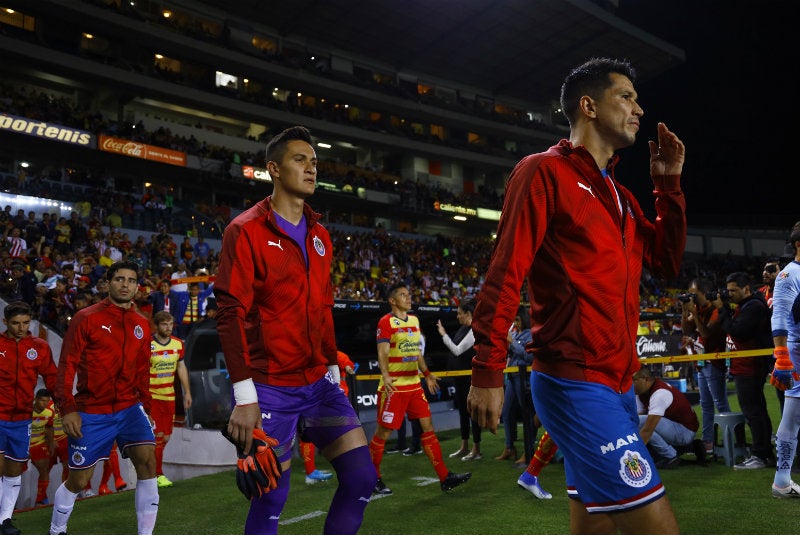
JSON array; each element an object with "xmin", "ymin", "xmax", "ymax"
[
  {"xmin": 233, "ymin": 378, "xmax": 258, "ymax": 406},
  {"xmin": 423, "ymin": 369, "xmax": 431, "ymax": 378},
  {"xmin": 327, "ymin": 364, "xmax": 341, "ymax": 384},
  {"xmin": 774, "ymin": 346, "xmax": 792, "ymax": 369}
]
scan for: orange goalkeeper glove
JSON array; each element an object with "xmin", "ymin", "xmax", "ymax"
[
  {"xmin": 222, "ymin": 427, "xmax": 282, "ymax": 500},
  {"xmin": 770, "ymin": 346, "xmax": 798, "ymax": 391}
]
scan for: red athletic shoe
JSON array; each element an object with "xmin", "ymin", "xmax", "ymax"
[{"xmin": 98, "ymin": 484, "xmax": 112, "ymax": 496}]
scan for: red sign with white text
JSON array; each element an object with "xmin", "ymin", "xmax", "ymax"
[{"xmin": 98, "ymin": 135, "xmax": 187, "ymax": 167}]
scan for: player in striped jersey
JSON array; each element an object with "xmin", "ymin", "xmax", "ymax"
[{"xmin": 149, "ymin": 311, "xmax": 192, "ymax": 488}]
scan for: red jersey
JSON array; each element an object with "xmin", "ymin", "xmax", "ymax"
[
  {"xmin": 0, "ymin": 332, "xmax": 57, "ymax": 421},
  {"xmin": 56, "ymin": 298, "xmax": 152, "ymax": 415},
  {"xmin": 215, "ymin": 197, "xmax": 337, "ymax": 387},
  {"xmin": 472, "ymin": 140, "xmax": 686, "ymax": 393}
]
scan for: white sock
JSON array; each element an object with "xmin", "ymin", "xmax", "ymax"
[
  {"xmin": 135, "ymin": 477, "xmax": 159, "ymax": 535},
  {"xmin": 0, "ymin": 475, "xmax": 22, "ymax": 522},
  {"xmin": 49, "ymin": 482, "xmax": 78, "ymax": 535}
]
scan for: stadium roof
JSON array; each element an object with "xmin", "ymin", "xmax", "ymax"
[{"xmin": 201, "ymin": 0, "xmax": 685, "ymax": 106}]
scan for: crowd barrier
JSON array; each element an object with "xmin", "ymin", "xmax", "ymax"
[{"xmin": 351, "ymin": 347, "xmax": 776, "ymax": 460}]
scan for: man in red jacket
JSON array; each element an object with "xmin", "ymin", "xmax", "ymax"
[
  {"xmin": 50, "ymin": 260, "xmax": 157, "ymax": 535},
  {"xmin": 469, "ymin": 58, "xmax": 686, "ymax": 534},
  {"xmin": 0, "ymin": 301, "xmax": 57, "ymax": 535},
  {"xmin": 215, "ymin": 126, "xmax": 376, "ymax": 535}
]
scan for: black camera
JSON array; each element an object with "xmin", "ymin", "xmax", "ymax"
[
  {"xmin": 677, "ymin": 293, "xmax": 696, "ymax": 304},
  {"xmin": 706, "ymin": 289, "xmax": 730, "ymax": 301}
]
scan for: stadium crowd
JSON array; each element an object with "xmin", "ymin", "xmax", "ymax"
[{"xmin": 0, "ymin": 193, "xmax": 782, "ymax": 340}]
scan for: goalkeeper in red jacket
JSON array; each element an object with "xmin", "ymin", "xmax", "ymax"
[{"xmin": 215, "ymin": 126, "xmax": 377, "ymax": 535}]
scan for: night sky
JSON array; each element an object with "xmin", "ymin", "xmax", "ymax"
[{"xmin": 611, "ymin": 0, "xmax": 794, "ymax": 230}]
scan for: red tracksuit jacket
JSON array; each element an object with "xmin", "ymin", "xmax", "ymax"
[
  {"xmin": 215, "ymin": 197, "xmax": 337, "ymax": 387},
  {"xmin": 56, "ymin": 299, "xmax": 152, "ymax": 415},
  {"xmin": 472, "ymin": 140, "xmax": 686, "ymax": 394},
  {"xmin": 0, "ymin": 332, "xmax": 57, "ymax": 421}
]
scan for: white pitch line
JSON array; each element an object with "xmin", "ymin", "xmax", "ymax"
[{"xmin": 279, "ymin": 510, "xmax": 327, "ymax": 525}]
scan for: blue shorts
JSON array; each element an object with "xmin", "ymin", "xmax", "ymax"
[
  {"xmin": 254, "ymin": 375, "xmax": 362, "ymax": 464},
  {"xmin": 531, "ymin": 371, "xmax": 664, "ymax": 513},
  {"xmin": 0, "ymin": 419, "xmax": 31, "ymax": 462},
  {"xmin": 67, "ymin": 403, "xmax": 155, "ymax": 470}
]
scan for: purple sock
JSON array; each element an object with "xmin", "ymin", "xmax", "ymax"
[
  {"xmin": 324, "ymin": 446, "xmax": 378, "ymax": 535},
  {"xmin": 244, "ymin": 466, "xmax": 291, "ymax": 535}
]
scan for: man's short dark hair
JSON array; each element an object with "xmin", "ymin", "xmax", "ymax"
[
  {"xmin": 35, "ymin": 388, "xmax": 52, "ymax": 398},
  {"xmin": 690, "ymin": 278, "xmax": 714, "ymax": 294},
  {"xmin": 4, "ymin": 301, "xmax": 32, "ymax": 320},
  {"xmin": 560, "ymin": 57, "xmax": 637, "ymax": 126},
  {"xmin": 106, "ymin": 260, "xmax": 140, "ymax": 281},
  {"xmin": 387, "ymin": 282, "xmax": 408, "ymax": 300},
  {"xmin": 266, "ymin": 126, "xmax": 313, "ymax": 164},
  {"xmin": 725, "ymin": 272, "xmax": 751, "ymax": 289}
]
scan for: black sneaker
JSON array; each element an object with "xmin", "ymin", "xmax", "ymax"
[
  {"xmin": 373, "ymin": 477, "xmax": 392, "ymax": 495},
  {"xmin": 402, "ymin": 447, "xmax": 422, "ymax": 456},
  {"xmin": 655, "ymin": 456, "xmax": 681, "ymax": 470},
  {"xmin": 691, "ymin": 439, "xmax": 707, "ymax": 466},
  {"xmin": 440, "ymin": 471, "xmax": 471, "ymax": 491},
  {"xmin": 384, "ymin": 446, "xmax": 403, "ymax": 454},
  {"xmin": 1, "ymin": 518, "xmax": 20, "ymax": 535}
]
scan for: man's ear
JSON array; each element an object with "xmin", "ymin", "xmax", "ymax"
[
  {"xmin": 266, "ymin": 160, "xmax": 279, "ymax": 179},
  {"xmin": 578, "ymin": 95, "xmax": 596, "ymax": 118}
]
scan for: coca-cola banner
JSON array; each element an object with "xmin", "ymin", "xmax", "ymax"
[
  {"xmin": 0, "ymin": 113, "xmax": 93, "ymax": 147},
  {"xmin": 636, "ymin": 334, "xmax": 682, "ymax": 359},
  {"xmin": 98, "ymin": 135, "xmax": 187, "ymax": 167}
]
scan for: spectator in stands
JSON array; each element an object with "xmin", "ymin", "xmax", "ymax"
[
  {"xmin": 23, "ymin": 211, "xmax": 42, "ymax": 246},
  {"xmin": 469, "ymin": 58, "xmax": 685, "ymax": 534},
  {"xmin": 716, "ymin": 271, "xmax": 775, "ymax": 469},
  {"xmin": 38, "ymin": 212, "xmax": 56, "ymax": 246},
  {"xmin": 215, "ymin": 125, "xmax": 376, "ymax": 534},
  {"xmin": 680, "ymin": 278, "xmax": 730, "ymax": 453},
  {"xmin": 0, "ymin": 206, "xmax": 11, "ymax": 226},
  {"xmin": 193, "ymin": 235, "xmax": 210, "ymax": 260},
  {"xmin": 171, "ymin": 281, "xmax": 215, "ymax": 338},
  {"xmin": 4, "ymin": 225, "xmax": 27, "ymax": 260},
  {"xmin": 170, "ymin": 261, "xmax": 189, "ymax": 292},
  {"xmin": 180, "ymin": 236, "xmax": 194, "ymax": 264},
  {"xmin": 369, "ymin": 282, "xmax": 471, "ymax": 495},
  {"xmin": 633, "ymin": 366, "xmax": 703, "ymax": 469},
  {"xmin": 436, "ymin": 298, "xmax": 482, "ymax": 461},
  {"xmin": 1, "ymin": 262, "xmax": 37, "ymax": 306},
  {"xmin": 150, "ymin": 279, "xmax": 172, "ymax": 315},
  {"xmin": 98, "ymin": 247, "xmax": 115, "ymax": 269},
  {"xmin": 54, "ymin": 217, "xmax": 71, "ymax": 254},
  {"xmin": 66, "ymin": 211, "xmax": 88, "ymax": 250}
]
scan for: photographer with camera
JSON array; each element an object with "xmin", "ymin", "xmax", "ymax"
[
  {"xmin": 715, "ymin": 272, "xmax": 775, "ymax": 469},
  {"xmin": 680, "ymin": 279, "xmax": 730, "ymax": 454}
]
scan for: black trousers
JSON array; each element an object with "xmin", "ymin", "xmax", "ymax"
[{"xmin": 734, "ymin": 374, "xmax": 773, "ymax": 460}]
